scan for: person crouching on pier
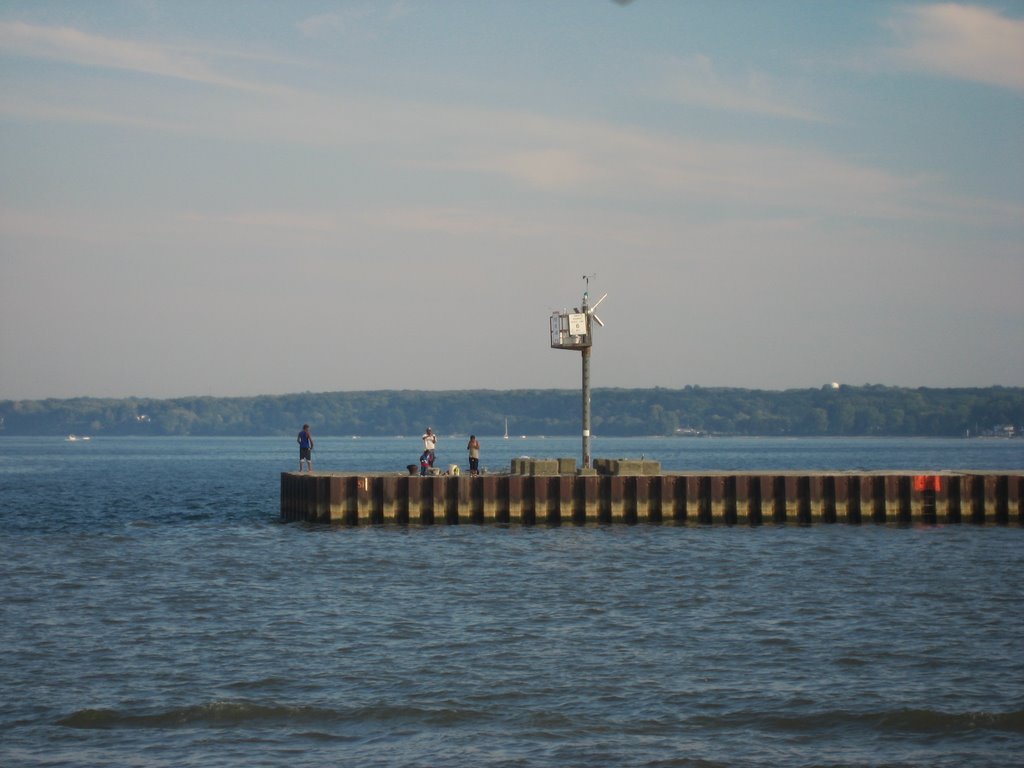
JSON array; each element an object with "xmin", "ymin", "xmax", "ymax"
[{"xmin": 297, "ymin": 423, "xmax": 314, "ymax": 472}]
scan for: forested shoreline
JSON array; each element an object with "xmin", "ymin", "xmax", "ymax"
[{"xmin": 1, "ymin": 385, "xmax": 1021, "ymax": 438}]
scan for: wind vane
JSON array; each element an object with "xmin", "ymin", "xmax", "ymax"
[{"xmin": 550, "ymin": 274, "xmax": 608, "ymax": 470}]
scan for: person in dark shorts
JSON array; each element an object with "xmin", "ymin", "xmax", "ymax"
[
  {"xmin": 297, "ymin": 424, "xmax": 314, "ymax": 472},
  {"xmin": 467, "ymin": 435, "xmax": 480, "ymax": 475}
]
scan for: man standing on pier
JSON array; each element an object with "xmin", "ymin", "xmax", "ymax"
[
  {"xmin": 422, "ymin": 427, "xmax": 437, "ymax": 470},
  {"xmin": 297, "ymin": 423, "xmax": 314, "ymax": 472},
  {"xmin": 467, "ymin": 434, "xmax": 480, "ymax": 475}
]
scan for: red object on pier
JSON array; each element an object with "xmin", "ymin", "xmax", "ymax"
[{"xmin": 913, "ymin": 475, "xmax": 942, "ymax": 492}]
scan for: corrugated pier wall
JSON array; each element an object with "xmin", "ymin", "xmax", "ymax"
[{"xmin": 280, "ymin": 471, "xmax": 1023, "ymax": 526}]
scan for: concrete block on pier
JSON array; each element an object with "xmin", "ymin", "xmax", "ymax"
[
  {"xmin": 510, "ymin": 457, "xmax": 576, "ymax": 475},
  {"xmin": 557, "ymin": 457, "xmax": 577, "ymax": 474},
  {"xmin": 529, "ymin": 459, "xmax": 559, "ymax": 476},
  {"xmin": 594, "ymin": 458, "xmax": 662, "ymax": 476}
]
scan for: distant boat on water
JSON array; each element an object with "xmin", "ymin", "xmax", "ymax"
[
  {"xmin": 504, "ymin": 418, "xmax": 509, "ymax": 440},
  {"xmin": 66, "ymin": 434, "xmax": 91, "ymax": 442}
]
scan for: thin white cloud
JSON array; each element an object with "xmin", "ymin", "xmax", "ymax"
[
  {"xmin": 471, "ymin": 148, "xmax": 606, "ymax": 190},
  {"xmin": 296, "ymin": 12, "xmax": 357, "ymax": 39},
  {"xmin": 296, "ymin": 3, "xmax": 412, "ymax": 39},
  {"xmin": 653, "ymin": 54, "xmax": 829, "ymax": 122},
  {"xmin": 433, "ymin": 107, "xmax": 993, "ymax": 224},
  {"xmin": 883, "ymin": 3, "xmax": 1024, "ymax": 92},
  {"xmin": 0, "ymin": 21, "xmax": 267, "ymax": 92},
  {"xmin": 180, "ymin": 205, "xmax": 574, "ymax": 243}
]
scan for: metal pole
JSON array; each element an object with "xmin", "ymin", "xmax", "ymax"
[
  {"xmin": 581, "ymin": 289, "xmax": 591, "ymax": 469},
  {"xmin": 582, "ymin": 345, "xmax": 591, "ymax": 469}
]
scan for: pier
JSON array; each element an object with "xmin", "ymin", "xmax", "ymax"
[{"xmin": 281, "ymin": 466, "xmax": 1023, "ymax": 526}]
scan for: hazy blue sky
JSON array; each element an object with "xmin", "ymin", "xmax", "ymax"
[{"xmin": 1, "ymin": 1, "xmax": 1022, "ymax": 399}]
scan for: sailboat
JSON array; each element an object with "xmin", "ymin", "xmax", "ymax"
[{"xmin": 504, "ymin": 418, "xmax": 509, "ymax": 440}]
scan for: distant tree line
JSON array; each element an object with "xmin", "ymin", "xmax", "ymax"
[{"xmin": 1, "ymin": 385, "xmax": 1021, "ymax": 438}]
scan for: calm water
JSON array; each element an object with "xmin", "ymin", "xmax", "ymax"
[{"xmin": 1, "ymin": 436, "xmax": 1022, "ymax": 767}]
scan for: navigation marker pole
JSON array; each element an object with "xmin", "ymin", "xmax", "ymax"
[{"xmin": 550, "ymin": 275, "xmax": 607, "ymax": 471}]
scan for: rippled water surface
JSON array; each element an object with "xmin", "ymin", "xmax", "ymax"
[{"xmin": 1, "ymin": 437, "xmax": 1022, "ymax": 767}]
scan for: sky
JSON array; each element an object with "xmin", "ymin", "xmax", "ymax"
[{"xmin": 1, "ymin": 0, "xmax": 1022, "ymax": 400}]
